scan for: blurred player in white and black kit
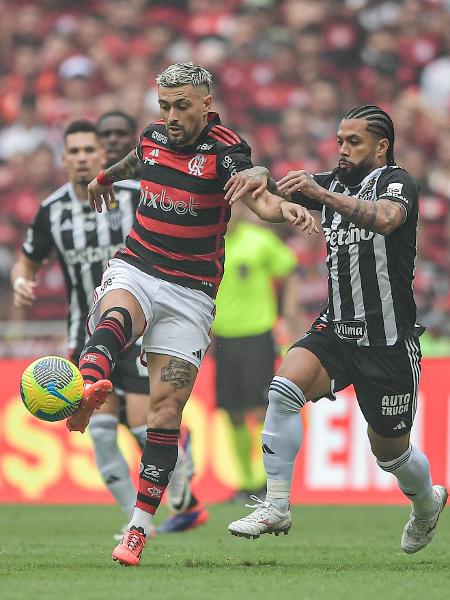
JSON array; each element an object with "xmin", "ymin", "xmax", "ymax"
[
  {"xmin": 11, "ymin": 115, "xmax": 206, "ymax": 537},
  {"xmin": 227, "ymin": 105, "xmax": 448, "ymax": 553}
]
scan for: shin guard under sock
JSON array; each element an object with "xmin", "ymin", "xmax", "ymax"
[{"xmin": 79, "ymin": 307, "xmax": 133, "ymax": 384}]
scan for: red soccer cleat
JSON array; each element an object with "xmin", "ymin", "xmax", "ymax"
[
  {"xmin": 66, "ymin": 379, "xmax": 112, "ymax": 433},
  {"xmin": 112, "ymin": 526, "xmax": 147, "ymax": 566}
]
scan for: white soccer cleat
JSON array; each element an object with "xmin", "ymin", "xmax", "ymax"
[
  {"xmin": 228, "ymin": 495, "xmax": 292, "ymax": 539},
  {"xmin": 401, "ymin": 485, "xmax": 448, "ymax": 554}
]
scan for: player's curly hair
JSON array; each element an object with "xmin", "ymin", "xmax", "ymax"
[
  {"xmin": 156, "ymin": 62, "xmax": 213, "ymax": 91},
  {"xmin": 344, "ymin": 105, "xmax": 396, "ymax": 165}
]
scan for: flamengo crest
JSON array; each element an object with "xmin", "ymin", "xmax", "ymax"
[{"xmin": 188, "ymin": 154, "xmax": 207, "ymax": 176}]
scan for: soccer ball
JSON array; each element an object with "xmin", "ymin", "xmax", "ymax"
[{"xmin": 20, "ymin": 356, "xmax": 84, "ymax": 422}]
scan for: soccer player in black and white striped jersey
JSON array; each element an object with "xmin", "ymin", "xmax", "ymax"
[{"xmin": 227, "ymin": 105, "xmax": 447, "ymax": 554}]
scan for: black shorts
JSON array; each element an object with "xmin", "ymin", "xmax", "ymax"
[
  {"xmin": 71, "ymin": 341, "xmax": 149, "ymax": 396},
  {"xmin": 214, "ymin": 331, "xmax": 276, "ymax": 412},
  {"xmin": 292, "ymin": 319, "xmax": 421, "ymax": 438}
]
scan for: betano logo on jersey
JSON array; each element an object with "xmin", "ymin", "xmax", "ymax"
[
  {"xmin": 139, "ymin": 187, "xmax": 199, "ymax": 216},
  {"xmin": 65, "ymin": 243, "xmax": 124, "ymax": 266},
  {"xmin": 323, "ymin": 225, "xmax": 375, "ymax": 247}
]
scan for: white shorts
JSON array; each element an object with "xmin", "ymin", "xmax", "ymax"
[{"xmin": 87, "ymin": 259, "xmax": 215, "ymax": 369}]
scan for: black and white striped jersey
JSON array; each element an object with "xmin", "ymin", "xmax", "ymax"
[
  {"xmin": 292, "ymin": 165, "xmax": 421, "ymax": 346},
  {"xmin": 22, "ymin": 180, "xmax": 140, "ymax": 354}
]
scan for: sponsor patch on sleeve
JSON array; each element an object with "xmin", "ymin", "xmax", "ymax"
[{"xmin": 385, "ymin": 182, "xmax": 406, "ymax": 200}]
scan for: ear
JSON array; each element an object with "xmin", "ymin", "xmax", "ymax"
[
  {"xmin": 377, "ymin": 138, "xmax": 389, "ymax": 159},
  {"xmin": 62, "ymin": 148, "xmax": 68, "ymax": 169},
  {"xmin": 203, "ymin": 94, "xmax": 212, "ymax": 115}
]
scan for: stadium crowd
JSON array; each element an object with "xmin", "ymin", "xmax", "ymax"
[{"xmin": 1, "ymin": 0, "xmax": 449, "ymax": 355}]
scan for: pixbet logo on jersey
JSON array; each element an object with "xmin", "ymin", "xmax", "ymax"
[{"xmin": 139, "ymin": 187, "xmax": 199, "ymax": 216}]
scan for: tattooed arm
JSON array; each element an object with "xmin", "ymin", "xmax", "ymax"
[
  {"xmin": 88, "ymin": 150, "xmax": 142, "ymax": 213},
  {"xmin": 103, "ymin": 150, "xmax": 142, "ymax": 182},
  {"xmin": 277, "ymin": 169, "xmax": 406, "ymax": 235},
  {"xmin": 334, "ymin": 195, "xmax": 406, "ymax": 235}
]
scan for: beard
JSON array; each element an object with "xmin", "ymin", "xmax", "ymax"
[
  {"xmin": 336, "ymin": 158, "xmax": 374, "ymax": 187},
  {"xmin": 167, "ymin": 126, "xmax": 191, "ymax": 147}
]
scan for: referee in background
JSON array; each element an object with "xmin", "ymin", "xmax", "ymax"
[{"xmin": 213, "ymin": 201, "xmax": 296, "ymax": 499}]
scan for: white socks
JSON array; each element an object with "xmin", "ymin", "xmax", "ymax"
[
  {"xmin": 377, "ymin": 444, "xmax": 437, "ymax": 519},
  {"xmin": 128, "ymin": 507, "xmax": 153, "ymax": 536},
  {"xmin": 262, "ymin": 376, "xmax": 306, "ymax": 513},
  {"xmin": 89, "ymin": 414, "xmax": 136, "ymax": 519}
]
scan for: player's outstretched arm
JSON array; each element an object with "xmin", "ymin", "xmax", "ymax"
[
  {"xmin": 88, "ymin": 150, "xmax": 142, "ymax": 213},
  {"xmin": 11, "ymin": 255, "xmax": 40, "ymax": 308},
  {"xmin": 278, "ymin": 169, "xmax": 406, "ymax": 235},
  {"xmin": 224, "ymin": 167, "xmax": 279, "ymax": 205},
  {"xmin": 243, "ymin": 189, "xmax": 318, "ymax": 234}
]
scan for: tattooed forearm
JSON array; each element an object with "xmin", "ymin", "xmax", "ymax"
[
  {"xmin": 104, "ymin": 150, "xmax": 142, "ymax": 182},
  {"xmin": 349, "ymin": 198, "xmax": 378, "ymax": 229},
  {"xmin": 321, "ymin": 189, "xmax": 405, "ymax": 235},
  {"xmin": 160, "ymin": 357, "xmax": 193, "ymax": 390}
]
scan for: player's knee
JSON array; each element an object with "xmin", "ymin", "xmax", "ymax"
[
  {"xmin": 99, "ymin": 306, "xmax": 133, "ymax": 339},
  {"xmin": 268, "ymin": 376, "xmax": 307, "ymax": 413}
]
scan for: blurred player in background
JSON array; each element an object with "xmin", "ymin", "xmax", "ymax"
[
  {"xmin": 227, "ymin": 105, "xmax": 447, "ymax": 554},
  {"xmin": 212, "ymin": 201, "xmax": 297, "ymax": 499},
  {"xmin": 71, "ymin": 62, "xmax": 316, "ymax": 566},
  {"xmin": 11, "ymin": 116, "xmax": 206, "ymax": 537}
]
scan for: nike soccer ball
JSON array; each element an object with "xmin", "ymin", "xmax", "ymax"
[{"xmin": 20, "ymin": 356, "xmax": 84, "ymax": 422}]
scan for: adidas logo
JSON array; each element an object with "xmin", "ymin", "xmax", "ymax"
[
  {"xmin": 105, "ymin": 475, "xmax": 120, "ymax": 484},
  {"xmin": 262, "ymin": 444, "xmax": 275, "ymax": 455},
  {"xmin": 393, "ymin": 420, "xmax": 406, "ymax": 430}
]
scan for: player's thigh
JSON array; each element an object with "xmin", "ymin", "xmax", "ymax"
[
  {"xmin": 99, "ymin": 288, "xmax": 146, "ymax": 336},
  {"xmin": 142, "ymin": 280, "xmax": 213, "ymax": 373},
  {"xmin": 277, "ymin": 347, "xmax": 332, "ymax": 401},
  {"xmin": 353, "ymin": 337, "xmax": 421, "ymax": 442},
  {"xmin": 88, "ymin": 260, "xmax": 157, "ymax": 340}
]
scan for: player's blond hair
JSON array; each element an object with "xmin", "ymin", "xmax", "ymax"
[{"xmin": 156, "ymin": 62, "xmax": 212, "ymax": 91}]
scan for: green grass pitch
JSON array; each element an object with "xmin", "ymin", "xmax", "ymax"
[{"xmin": 1, "ymin": 503, "xmax": 449, "ymax": 600}]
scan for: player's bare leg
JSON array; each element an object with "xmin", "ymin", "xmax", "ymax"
[{"xmin": 113, "ymin": 352, "xmax": 197, "ymax": 565}]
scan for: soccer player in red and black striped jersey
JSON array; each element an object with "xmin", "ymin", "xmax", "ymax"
[{"xmin": 65, "ymin": 62, "xmax": 315, "ymax": 566}]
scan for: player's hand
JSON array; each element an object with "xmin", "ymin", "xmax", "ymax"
[
  {"xmin": 277, "ymin": 170, "xmax": 323, "ymax": 201},
  {"xmin": 224, "ymin": 167, "xmax": 269, "ymax": 205},
  {"xmin": 87, "ymin": 178, "xmax": 116, "ymax": 213},
  {"xmin": 281, "ymin": 201, "xmax": 319, "ymax": 234},
  {"xmin": 13, "ymin": 277, "xmax": 37, "ymax": 308}
]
